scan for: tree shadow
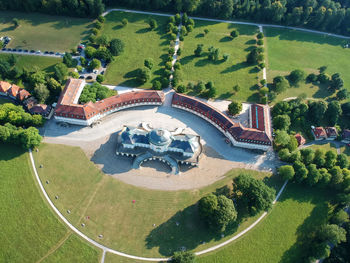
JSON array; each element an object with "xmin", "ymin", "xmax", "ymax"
[
  {"xmin": 194, "ymin": 58, "xmax": 224, "ymax": 67},
  {"xmin": 245, "ymin": 39, "xmax": 257, "ymax": 45},
  {"xmin": 219, "ymin": 36, "xmax": 232, "ymax": 42},
  {"xmin": 247, "ymin": 92, "xmax": 261, "ymax": 103},
  {"xmin": 0, "ymin": 25, "xmax": 16, "ymax": 32},
  {"xmin": 0, "ymin": 143, "xmax": 25, "ymax": 161},
  {"xmin": 136, "ymin": 27, "xmax": 151, "ymax": 34},
  {"xmin": 249, "ymin": 67, "xmax": 260, "ymax": 73},
  {"xmin": 221, "ymin": 62, "xmax": 248, "ymax": 74},
  {"xmin": 112, "ymin": 24, "xmax": 123, "ymax": 30},
  {"xmin": 218, "ymin": 92, "xmax": 233, "ymax": 100},
  {"xmin": 244, "ymin": 46, "xmax": 256, "ymax": 51},
  {"xmin": 123, "ymin": 69, "xmax": 139, "ymax": 79},
  {"xmin": 195, "ymin": 33, "xmax": 204, "ymax": 38},
  {"xmin": 180, "ymin": 55, "xmax": 196, "ymax": 65}
]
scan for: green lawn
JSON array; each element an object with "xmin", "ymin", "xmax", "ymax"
[
  {"xmin": 180, "ymin": 20, "xmax": 261, "ymax": 101},
  {"xmin": 197, "ymin": 183, "xmax": 330, "ymax": 263},
  {"xmin": 265, "ymin": 28, "xmax": 350, "ymax": 101},
  {"xmin": 0, "ymin": 11, "xmax": 92, "ymax": 52},
  {"xmin": 101, "ymin": 11, "xmax": 169, "ymax": 88},
  {"xmin": 0, "ymin": 53, "xmax": 61, "ymax": 73},
  {"xmin": 308, "ymin": 142, "xmax": 339, "ymax": 153},
  {"xmin": 0, "ymin": 143, "xmax": 100, "ymax": 262},
  {"xmin": 33, "ymin": 143, "xmax": 281, "ymax": 257}
]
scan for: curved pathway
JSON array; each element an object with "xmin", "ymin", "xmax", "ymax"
[
  {"xmin": 30, "ymin": 148, "xmax": 288, "ymax": 262},
  {"xmin": 103, "ymin": 8, "xmax": 350, "ymax": 39}
]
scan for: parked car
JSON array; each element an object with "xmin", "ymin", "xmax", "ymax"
[
  {"xmin": 86, "ymin": 76, "xmax": 93, "ymax": 80},
  {"xmin": 18, "ymin": 49, "xmax": 22, "ymax": 52},
  {"xmin": 36, "ymin": 50, "xmax": 41, "ymax": 54},
  {"xmin": 30, "ymin": 50, "xmax": 35, "ymax": 53},
  {"xmin": 49, "ymin": 51, "xmax": 54, "ymax": 55},
  {"xmin": 100, "ymin": 70, "xmax": 105, "ymax": 75},
  {"xmin": 12, "ymin": 49, "xmax": 17, "ymax": 52},
  {"xmin": 24, "ymin": 49, "xmax": 29, "ymax": 53},
  {"xmin": 79, "ymin": 75, "xmax": 85, "ymax": 79}
]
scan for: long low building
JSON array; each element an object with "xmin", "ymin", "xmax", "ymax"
[
  {"xmin": 172, "ymin": 93, "xmax": 273, "ymax": 151},
  {"xmin": 54, "ymin": 78, "xmax": 165, "ymax": 126}
]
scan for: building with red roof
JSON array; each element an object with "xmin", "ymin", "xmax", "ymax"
[
  {"xmin": 0, "ymin": 81, "xmax": 11, "ymax": 96},
  {"xmin": 295, "ymin": 133, "xmax": 306, "ymax": 146},
  {"xmin": 7, "ymin": 84, "xmax": 20, "ymax": 99},
  {"xmin": 171, "ymin": 93, "xmax": 272, "ymax": 151},
  {"xmin": 54, "ymin": 78, "xmax": 165, "ymax": 126},
  {"xmin": 29, "ymin": 104, "xmax": 52, "ymax": 118},
  {"xmin": 311, "ymin": 126, "xmax": 327, "ymax": 140},
  {"xmin": 17, "ymin": 89, "xmax": 31, "ymax": 102}
]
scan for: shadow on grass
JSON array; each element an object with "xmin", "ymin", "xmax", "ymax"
[
  {"xmin": 195, "ymin": 33, "xmax": 204, "ymax": 38},
  {"xmin": 195, "ymin": 58, "xmax": 225, "ymax": 67},
  {"xmin": 180, "ymin": 55, "xmax": 196, "ymax": 65},
  {"xmin": 112, "ymin": 24, "xmax": 124, "ymax": 30},
  {"xmin": 221, "ymin": 62, "xmax": 248, "ymax": 74},
  {"xmin": 136, "ymin": 27, "xmax": 151, "ymax": 34},
  {"xmin": 0, "ymin": 143, "xmax": 24, "ymax": 161},
  {"xmin": 218, "ymin": 92, "xmax": 233, "ymax": 100},
  {"xmin": 245, "ymin": 39, "xmax": 257, "ymax": 45},
  {"xmin": 0, "ymin": 25, "xmax": 16, "ymax": 32},
  {"xmin": 220, "ymin": 36, "xmax": 232, "ymax": 42},
  {"xmin": 279, "ymin": 184, "xmax": 330, "ymax": 263}
]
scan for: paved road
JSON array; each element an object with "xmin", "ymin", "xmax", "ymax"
[
  {"xmin": 0, "ymin": 49, "xmax": 64, "ymax": 58},
  {"xmin": 104, "ymin": 8, "xmax": 350, "ymax": 40},
  {"xmin": 29, "ymin": 148, "xmax": 288, "ymax": 262}
]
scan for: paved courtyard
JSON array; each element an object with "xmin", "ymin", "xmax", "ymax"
[{"xmin": 43, "ymin": 104, "xmax": 277, "ymax": 190}]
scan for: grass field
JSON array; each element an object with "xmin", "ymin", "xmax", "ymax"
[
  {"xmin": 0, "ymin": 143, "xmax": 100, "ymax": 263},
  {"xmin": 0, "ymin": 11, "xmax": 92, "ymax": 52},
  {"xmin": 197, "ymin": 183, "xmax": 330, "ymax": 263},
  {"xmin": 180, "ymin": 21, "xmax": 261, "ymax": 101},
  {"xmin": 0, "ymin": 53, "xmax": 61, "ymax": 73},
  {"xmin": 33, "ymin": 143, "xmax": 282, "ymax": 257},
  {"xmin": 102, "ymin": 11, "xmax": 169, "ymax": 88},
  {"xmin": 265, "ymin": 28, "xmax": 350, "ymax": 101}
]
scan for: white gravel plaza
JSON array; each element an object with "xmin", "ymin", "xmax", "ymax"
[{"xmin": 43, "ymin": 101, "xmax": 277, "ymax": 190}]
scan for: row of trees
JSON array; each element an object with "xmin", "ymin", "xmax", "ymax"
[
  {"xmin": 103, "ymin": 0, "xmax": 350, "ymax": 36},
  {"xmin": 0, "ymin": 0, "xmax": 104, "ymax": 18}
]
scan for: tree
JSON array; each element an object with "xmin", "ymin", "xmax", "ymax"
[
  {"xmin": 84, "ymin": 46, "xmax": 96, "ymax": 58},
  {"xmin": 307, "ymin": 164, "xmax": 321, "ymax": 186},
  {"xmin": 122, "ymin": 18, "xmax": 128, "ymax": 27},
  {"xmin": 208, "ymin": 46, "xmax": 220, "ymax": 61},
  {"xmin": 228, "ymin": 101, "xmax": 242, "ymax": 116},
  {"xmin": 63, "ymin": 53, "xmax": 77, "ymax": 67},
  {"xmin": 318, "ymin": 224, "xmax": 347, "ymax": 245},
  {"xmin": 194, "ymin": 44, "xmax": 203, "ymax": 57},
  {"xmin": 337, "ymin": 154, "xmax": 349, "ymax": 169},
  {"xmin": 144, "ymin": 58, "xmax": 154, "ymax": 69},
  {"xmin": 54, "ymin": 63, "xmax": 69, "ymax": 83},
  {"xmin": 149, "ymin": 19, "xmax": 157, "ymax": 30},
  {"xmin": 325, "ymin": 150, "xmax": 337, "ymax": 169},
  {"xmin": 19, "ymin": 127, "xmax": 42, "ymax": 149},
  {"xmin": 109, "ymin": 38, "xmax": 125, "ymax": 56},
  {"xmin": 96, "ymin": 74, "xmax": 104, "ymax": 83},
  {"xmin": 137, "ymin": 67, "xmax": 151, "ymax": 83},
  {"xmin": 330, "ymin": 166, "xmax": 344, "ymax": 189},
  {"xmin": 171, "ymin": 251, "xmax": 196, "ymax": 263},
  {"xmin": 230, "ymin": 29, "xmax": 239, "ymax": 39},
  {"xmin": 152, "ymin": 80, "xmax": 161, "ymax": 90},
  {"xmin": 330, "ymin": 210, "xmax": 349, "ymax": 225},
  {"xmin": 279, "ymin": 165, "xmax": 295, "ymax": 180},
  {"xmin": 199, "ymin": 194, "xmax": 237, "ymax": 232},
  {"xmin": 47, "ymin": 77, "xmax": 62, "ymax": 97},
  {"xmin": 12, "ymin": 18, "xmax": 19, "ymax": 28},
  {"xmin": 294, "ymin": 161, "xmax": 308, "ymax": 183},
  {"xmin": 232, "ymin": 85, "xmax": 240, "ymax": 94},
  {"xmin": 94, "ymin": 47, "xmax": 113, "ymax": 63},
  {"xmin": 301, "ymin": 148, "xmax": 315, "ymax": 165},
  {"xmin": 89, "ymin": 59, "xmax": 101, "ymax": 70},
  {"xmin": 330, "ymin": 73, "xmax": 344, "ymax": 92},
  {"xmin": 308, "ymin": 101, "xmax": 328, "ymax": 125},
  {"xmin": 272, "ymin": 76, "xmax": 289, "ymax": 94},
  {"xmin": 233, "ymin": 174, "xmax": 275, "ymax": 215},
  {"xmin": 204, "ymin": 28, "xmax": 209, "ymax": 35},
  {"xmin": 177, "ymin": 85, "xmax": 187, "ymax": 93},
  {"xmin": 326, "ymin": 101, "xmax": 342, "ymax": 126},
  {"xmin": 274, "ymin": 130, "xmax": 290, "ymax": 148},
  {"xmin": 278, "ymin": 148, "xmax": 290, "ymax": 162},
  {"xmin": 207, "ymin": 86, "xmax": 216, "ymax": 98},
  {"xmin": 336, "ymin": 89, "xmax": 348, "ymax": 100},
  {"xmin": 289, "ymin": 69, "xmax": 306, "ymax": 85},
  {"xmin": 287, "ymin": 135, "xmax": 298, "ymax": 152},
  {"xmin": 34, "ymin": 84, "xmax": 50, "ymax": 104},
  {"xmin": 96, "ymin": 34, "xmax": 109, "ymax": 46},
  {"xmin": 273, "ymin": 115, "xmax": 291, "ymax": 130},
  {"xmin": 314, "ymin": 149, "xmax": 326, "ymax": 168}
]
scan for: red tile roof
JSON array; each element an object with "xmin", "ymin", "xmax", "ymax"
[
  {"xmin": 29, "ymin": 104, "xmax": 51, "ymax": 115},
  {"xmin": 0, "ymin": 81, "xmax": 11, "ymax": 93},
  {"xmin": 325, "ymin": 127, "xmax": 338, "ymax": 137},
  {"xmin": 172, "ymin": 93, "xmax": 272, "ymax": 146},
  {"xmin": 55, "ymin": 79, "xmax": 165, "ymax": 120},
  {"xmin": 8, "ymin": 84, "xmax": 20, "ymax": 97},
  {"xmin": 17, "ymin": 89, "xmax": 31, "ymax": 101},
  {"xmin": 295, "ymin": 133, "xmax": 306, "ymax": 146},
  {"xmin": 312, "ymin": 127, "xmax": 327, "ymax": 139}
]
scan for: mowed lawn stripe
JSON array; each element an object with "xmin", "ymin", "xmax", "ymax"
[{"xmin": 102, "ymin": 11, "xmax": 169, "ymax": 87}]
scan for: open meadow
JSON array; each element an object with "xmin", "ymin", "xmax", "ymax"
[
  {"xmin": 101, "ymin": 11, "xmax": 169, "ymax": 88},
  {"xmin": 180, "ymin": 20, "xmax": 261, "ymax": 101},
  {"xmin": 0, "ymin": 143, "xmax": 100, "ymax": 263},
  {"xmin": 0, "ymin": 11, "xmax": 92, "ymax": 52},
  {"xmin": 33, "ymin": 143, "xmax": 282, "ymax": 257},
  {"xmin": 265, "ymin": 28, "xmax": 350, "ymax": 101}
]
